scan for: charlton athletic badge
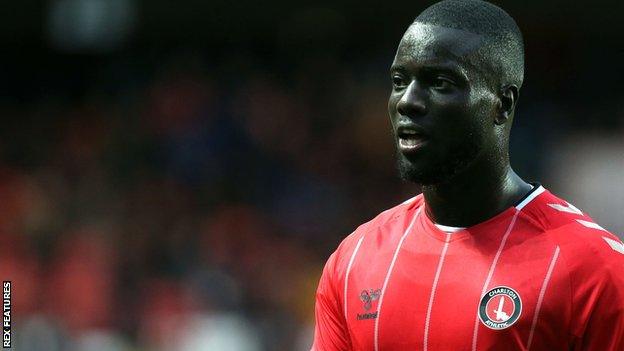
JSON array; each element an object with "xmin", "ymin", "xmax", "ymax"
[{"xmin": 478, "ymin": 286, "xmax": 522, "ymax": 330}]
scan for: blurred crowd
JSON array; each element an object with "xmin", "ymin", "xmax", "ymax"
[
  {"xmin": 1, "ymin": 1, "xmax": 624, "ymax": 350},
  {"xmin": 0, "ymin": 53, "xmax": 421, "ymax": 350}
]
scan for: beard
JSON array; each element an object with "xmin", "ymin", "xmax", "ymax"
[{"xmin": 396, "ymin": 135, "xmax": 483, "ymax": 185}]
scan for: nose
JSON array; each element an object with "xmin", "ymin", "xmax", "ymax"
[{"xmin": 396, "ymin": 81, "xmax": 427, "ymax": 117}]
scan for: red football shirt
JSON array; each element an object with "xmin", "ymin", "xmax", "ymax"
[{"xmin": 311, "ymin": 185, "xmax": 624, "ymax": 350}]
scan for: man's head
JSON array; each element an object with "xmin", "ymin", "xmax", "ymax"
[{"xmin": 388, "ymin": 0, "xmax": 524, "ymax": 185}]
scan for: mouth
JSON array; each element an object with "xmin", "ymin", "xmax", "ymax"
[{"xmin": 397, "ymin": 126, "xmax": 428, "ymax": 153}]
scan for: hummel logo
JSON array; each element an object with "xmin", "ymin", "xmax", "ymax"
[
  {"xmin": 603, "ymin": 237, "xmax": 624, "ymax": 255},
  {"xmin": 357, "ymin": 288, "xmax": 381, "ymax": 320},
  {"xmin": 360, "ymin": 289, "xmax": 381, "ymax": 311},
  {"xmin": 548, "ymin": 202, "xmax": 583, "ymax": 215}
]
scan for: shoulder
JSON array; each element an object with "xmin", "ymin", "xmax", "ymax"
[
  {"xmin": 547, "ymin": 218, "xmax": 624, "ymax": 289},
  {"xmin": 526, "ymin": 189, "xmax": 622, "ymax": 258},
  {"xmin": 325, "ymin": 194, "xmax": 424, "ymax": 275},
  {"xmin": 525, "ymin": 189, "xmax": 624, "ymax": 337},
  {"xmin": 523, "ymin": 188, "xmax": 624, "ymax": 291}
]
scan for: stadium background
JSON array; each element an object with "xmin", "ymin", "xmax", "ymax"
[{"xmin": 1, "ymin": 1, "xmax": 622, "ymax": 350}]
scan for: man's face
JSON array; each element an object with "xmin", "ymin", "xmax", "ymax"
[{"xmin": 388, "ymin": 23, "xmax": 498, "ymax": 185}]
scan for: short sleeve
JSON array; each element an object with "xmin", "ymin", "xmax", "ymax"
[
  {"xmin": 311, "ymin": 251, "xmax": 351, "ymax": 351},
  {"xmin": 571, "ymin": 237, "xmax": 624, "ymax": 350}
]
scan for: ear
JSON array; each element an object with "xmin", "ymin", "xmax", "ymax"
[{"xmin": 495, "ymin": 85, "xmax": 519, "ymax": 125}]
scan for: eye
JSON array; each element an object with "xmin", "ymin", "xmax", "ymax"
[
  {"xmin": 392, "ymin": 75, "xmax": 408, "ymax": 89},
  {"xmin": 431, "ymin": 76, "xmax": 456, "ymax": 91}
]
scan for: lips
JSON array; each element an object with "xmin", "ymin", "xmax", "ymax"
[{"xmin": 397, "ymin": 125, "xmax": 428, "ymax": 153}]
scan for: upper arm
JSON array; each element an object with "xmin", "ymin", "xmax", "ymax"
[
  {"xmin": 311, "ymin": 252, "xmax": 351, "ymax": 351},
  {"xmin": 569, "ymin": 234, "xmax": 624, "ymax": 350},
  {"xmin": 572, "ymin": 267, "xmax": 624, "ymax": 350}
]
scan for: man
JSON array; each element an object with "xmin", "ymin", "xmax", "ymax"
[{"xmin": 311, "ymin": 1, "xmax": 624, "ymax": 350}]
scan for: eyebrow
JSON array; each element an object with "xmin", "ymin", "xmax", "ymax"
[{"xmin": 390, "ymin": 62, "xmax": 469, "ymax": 80}]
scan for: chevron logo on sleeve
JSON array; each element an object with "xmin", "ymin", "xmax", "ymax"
[
  {"xmin": 547, "ymin": 203, "xmax": 583, "ymax": 215},
  {"xmin": 602, "ymin": 237, "xmax": 624, "ymax": 255}
]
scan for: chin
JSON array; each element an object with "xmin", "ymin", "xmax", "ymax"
[
  {"xmin": 397, "ymin": 154, "xmax": 442, "ymax": 185},
  {"xmin": 396, "ymin": 149, "xmax": 478, "ymax": 186}
]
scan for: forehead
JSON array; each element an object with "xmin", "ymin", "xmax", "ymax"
[{"xmin": 393, "ymin": 23, "xmax": 485, "ymax": 70}]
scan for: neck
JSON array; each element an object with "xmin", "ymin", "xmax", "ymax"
[{"xmin": 422, "ymin": 157, "xmax": 531, "ymax": 227}]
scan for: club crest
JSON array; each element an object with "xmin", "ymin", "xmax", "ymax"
[{"xmin": 478, "ymin": 286, "xmax": 522, "ymax": 330}]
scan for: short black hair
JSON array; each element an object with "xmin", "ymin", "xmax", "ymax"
[{"xmin": 415, "ymin": 0, "xmax": 524, "ymax": 88}]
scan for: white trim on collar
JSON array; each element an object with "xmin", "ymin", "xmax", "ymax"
[
  {"xmin": 515, "ymin": 185, "xmax": 545, "ymax": 210},
  {"xmin": 434, "ymin": 223, "xmax": 466, "ymax": 234}
]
